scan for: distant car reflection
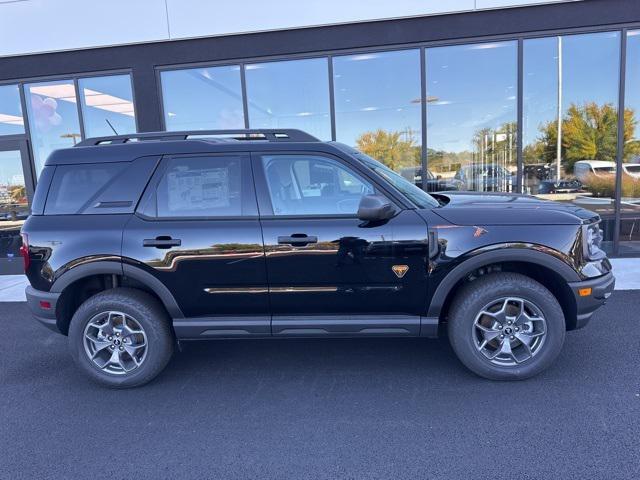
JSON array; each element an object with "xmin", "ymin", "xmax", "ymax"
[
  {"xmin": 454, "ymin": 164, "xmax": 515, "ymax": 192},
  {"xmin": 400, "ymin": 167, "xmax": 464, "ymax": 192}
]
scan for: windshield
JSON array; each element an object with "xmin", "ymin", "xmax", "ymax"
[
  {"xmin": 329, "ymin": 142, "xmax": 439, "ymax": 208},
  {"xmin": 356, "ymin": 154, "xmax": 439, "ymax": 208}
]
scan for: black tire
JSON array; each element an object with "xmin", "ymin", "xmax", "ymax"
[
  {"xmin": 447, "ymin": 273, "xmax": 565, "ymax": 381},
  {"xmin": 68, "ymin": 288, "xmax": 174, "ymax": 388}
]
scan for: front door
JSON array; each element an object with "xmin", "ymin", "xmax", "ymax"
[
  {"xmin": 0, "ymin": 139, "xmax": 34, "ymax": 274},
  {"xmin": 253, "ymin": 152, "xmax": 430, "ymax": 336}
]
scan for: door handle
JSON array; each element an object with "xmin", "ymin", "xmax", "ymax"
[
  {"xmin": 143, "ymin": 236, "xmax": 181, "ymax": 248},
  {"xmin": 277, "ymin": 234, "xmax": 318, "ymax": 246}
]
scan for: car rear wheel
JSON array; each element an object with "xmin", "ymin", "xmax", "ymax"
[
  {"xmin": 448, "ymin": 273, "xmax": 565, "ymax": 380},
  {"xmin": 68, "ymin": 288, "xmax": 174, "ymax": 388}
]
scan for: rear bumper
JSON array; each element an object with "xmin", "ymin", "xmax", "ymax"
[
  {"xmin": 25, "ymin": 285, "xmax": 62, "ymax": 334},
  {"xmin": 568, "ymin": 272, "xmax": 615, "ymax": 330}
]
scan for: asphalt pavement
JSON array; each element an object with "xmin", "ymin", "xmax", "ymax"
[{"xmin": 1, "ymin": 292, "xmax": 639, "ymax": 479}]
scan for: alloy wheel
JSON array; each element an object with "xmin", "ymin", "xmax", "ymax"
[
  {"xmin": 83, "ymin": 311, "xmax": 148, "ymax": 375},
  {"xmin": 473, "ymin": 297, "xmax": 547, "ymax": 366}
]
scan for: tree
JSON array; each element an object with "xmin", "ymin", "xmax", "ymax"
[
  {"xmin": 355, "ymin": 128, "xmax": 420, "ymax": 171},
  {"xmin": 531, "ymin": 102, "xmax": 640, "ymax": 174}
]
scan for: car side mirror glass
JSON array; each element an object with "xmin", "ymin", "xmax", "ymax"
[{"xmin": 357, "ymin": 194, "xmax": 396, "ymax": 222}]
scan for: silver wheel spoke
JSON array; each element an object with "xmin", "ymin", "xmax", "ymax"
[
  {"xmin": 85, "ymin": 335, "xmax": 112, "ymax": 357},
  {"xmin": 475, "ymin": 323, "xmax": 501, "ymax": 342}
]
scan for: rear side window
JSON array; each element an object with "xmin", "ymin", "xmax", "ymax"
[
  {"xmin": 44, "ymin": 156, "xmax": 159, "ymax": 215},
  {"xmin": 141, "ymin": 154, "xmax": 257, "ymax": 218},
  {"xmin": 45, "ymin": 163, "xmax": 126, "ymax": 214}
]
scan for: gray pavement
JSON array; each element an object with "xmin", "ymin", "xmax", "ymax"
[{"xmin": 1, "ymin": 293, "xmax": 639, "ymax": 479}]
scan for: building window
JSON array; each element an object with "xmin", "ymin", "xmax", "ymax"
[
  {"xmin": 24, "ymin": 79, "xmax": 82, "ymax": 175},
  {"xmin": 523, "ymin": 32, "xmax": 620, "ymax": 253},
  {"xmin": 79, "ymin": 74, "xmax": 136, "ymax": 138},
  {"xmin": 245, "ymin": 58, "xmax": 331, "ymax": 141},
  {"xmin": 621, "ymin": 30, "xmax": 640, "ymax": 255},
  {"xmin": 0, "ymin": 84, "xmax": 25, "ymax": 136},
  {"xmin": 160, "ymin": 65, "xmax": 245, "ymax": 131},
  {"xmin": 333, "ymin": 49, "xmax": 422, "ymax": 180},
  {"xmin": 426, "ymin": 41, "xmax": 517, "ymax": 194}
]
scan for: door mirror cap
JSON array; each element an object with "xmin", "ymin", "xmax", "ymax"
[{"xmin": 357, "ymin": 194, "xmax": 396, "ymax": 222}]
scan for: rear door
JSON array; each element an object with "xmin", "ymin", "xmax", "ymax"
[{"xmin": 122, "ymin": 152, "xmax": 269, "ymax": 334}]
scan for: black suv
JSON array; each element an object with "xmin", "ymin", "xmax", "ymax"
[{"xmin": 22, "ymin": 129, "xmax": 615, "ymax": 388}]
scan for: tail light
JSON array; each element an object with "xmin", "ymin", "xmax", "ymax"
[{"xmin": 19, "ymin": 233, "xmax": 30, "ymax": 271}]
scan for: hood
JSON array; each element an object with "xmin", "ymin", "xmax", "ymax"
[{"xmin": 430, "ymin": 191, "xmax": 598, "ymax": 226}]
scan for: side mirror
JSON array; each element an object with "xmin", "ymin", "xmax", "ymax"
[{"xmin": 357, "ymin": 194, "xmax": 396, "ymax": 222}]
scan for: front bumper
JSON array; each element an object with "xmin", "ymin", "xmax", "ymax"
[
  {"xmin": 568, "ymin": 272, "xmax": 615, "ymax": 330},
  {"xmin": 25, "ymin": 285, "xmax": 62, "ymax": 334}
]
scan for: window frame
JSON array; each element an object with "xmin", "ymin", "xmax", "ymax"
[
  {"xmin": 251, "ymin": 150, "xmax": 399, "ymax": 219},
  {"xmin": 135, "ymin": 152, "xmax": 258, "ymax": 221}
]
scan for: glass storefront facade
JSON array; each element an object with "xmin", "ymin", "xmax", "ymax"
[{"xmin": 2, "ymin": 24, "xmax": 640, "ymax": 263}]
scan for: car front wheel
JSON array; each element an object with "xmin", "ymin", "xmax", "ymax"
[
  {"xmin": 448, "ymin": 273, "xmax": 566, "ymax": 380},
  {"xmin": 68, "ymin": 288, "xmax": 174, "ymax": 388}
]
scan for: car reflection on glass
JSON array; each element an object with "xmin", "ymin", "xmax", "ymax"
[
  {"xmin": 400, "ymin": 166, "xmax": 464, "ymax": 192},
  {"xmin": 536, "ymin": 179, "xmax": 583, "ymax": 194},
  {"xmin": 454, "ymin": 164, "xmax": 515, "ymax": 192}
]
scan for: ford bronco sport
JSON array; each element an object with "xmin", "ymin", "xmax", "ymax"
[{"xmin": 21, "ymin": 129, "xmax": 615, "ymax": 388}]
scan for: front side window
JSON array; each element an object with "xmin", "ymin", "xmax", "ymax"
[
  {"xmin": 154, "ymin": 156, "xmax": 250, "ymax": 218},
  {"xmin": 261, "ymin": 154, "xmax": 374, "ymax": 216}
]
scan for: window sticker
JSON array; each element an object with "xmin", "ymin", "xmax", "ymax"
[{"xmin": 166, "ymin": 167, "xmax": 230, "ymax": 212}]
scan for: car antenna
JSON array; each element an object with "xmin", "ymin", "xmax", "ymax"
[{"xmin": 105, "ymin": 118, "xmax": 118, "ymax": 135}]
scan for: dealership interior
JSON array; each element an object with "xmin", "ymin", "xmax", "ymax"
[{"xmin": 2, "ymin": 25, "xmax": 640, "ymax": 274}]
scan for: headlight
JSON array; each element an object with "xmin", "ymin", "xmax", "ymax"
[{"xmin": 583, "ymin": 221, "xmax": 605, "ymax": 260}]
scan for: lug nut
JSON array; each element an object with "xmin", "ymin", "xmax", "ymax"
[
  {"xmin": 500, "ymin": 334, "xmax": 505, "ymax": 339},
  {"xmin": 510, "ymin": 335, "xmax": 515, "ymax": 340},
  {"xmin": 116, "ymin": 332, "xmax": 120, "ymax": 337},
  {"xmin": 119, "ymin": 346, "xmax": 124, "ymax": 351},
  {"xmin": 108, "ymin": 336, "xmax": 113, "ymax": 341},
  {"xmin": 123, "ymin": 338, "xmax": 128, "ymax": 344},
  {"xmin": 110, "ymin": 345, "xmax": 115, "ymax": 349},
  {"xmin": 515, "ymin": 327, "xmax": 520, "ymax": 332},
  {"xmin": 498, "ymin": 325, "xmax": 503, "ymax": 330},
  {"xmin": 507, "ymin": 321, "xmax": 512, "ymax": 325}
]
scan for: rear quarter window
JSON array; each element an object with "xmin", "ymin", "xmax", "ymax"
[{"xmin": 45, "ymin": 163, "xmax": 126, "ymax": 214}]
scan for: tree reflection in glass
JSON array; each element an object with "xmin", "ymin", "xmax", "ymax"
[{"xmin": 523, "ymin": 32, "xmax": 621, "ymax": 252}]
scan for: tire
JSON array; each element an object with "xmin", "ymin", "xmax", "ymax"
[
  {"xmin": 447, "ymin": 273, "xmax": 565, "ymax": 381},
  {"xmin": 68, "ymin": 288, "xmax": 174, "ymax": 388}
]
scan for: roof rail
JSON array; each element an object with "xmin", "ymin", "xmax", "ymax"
[{"xmin": 75, "ymin": 129, "xmax": 319, "ymax": 147}]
